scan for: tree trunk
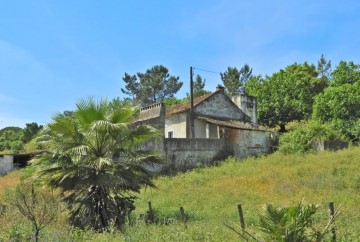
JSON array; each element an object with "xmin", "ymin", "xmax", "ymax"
[
  {"xmin": 34, "ymin": 228, "xmax": 40, "ymax": 242},
  {"xmin": 279, "ymin": 124, "xmax": 286, "ymax": 132}
]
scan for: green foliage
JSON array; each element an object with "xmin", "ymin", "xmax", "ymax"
[
  {"xmin": 258, "ymin": 200, "xmax": 334, "ymax": 242},
  {"xmin": 121, "ymin": 65, "xmax": 183, "ymax": 106},
  {"xmin": 317, "ymin": 54, "xmax": 332, "ymax": 81},
  {"xmin": 331, "ymin": 60, "xmax": 360, "ymax": 87},
  {"xmin": 221, "ymin": 64, "xmax": 253, "ymax": 96},
  {"xmin": 2, "ymin": 147, "xmax": 360, "ymax": 240},
  {"xmin": 32, "ymin": 97, "xmax": 162, "ymax": 230},
  {"xmin": 247, "ymin": 62, "xmax": 324, "ymax": 131},
  {"xmin": 0, "ymin": 123, "xmax": 43, "ymax": 154},
  {"xmin": 192, "ymin": 74, "xmax": 211, "ymax": 98},
  {"xmin": 313, "ymin": 84, "xmax": 360, "ymax": 123},
  {"xmin": 23, "ymin": 122, "xmax": 43, "ymax": 143},
  {"xmin": 313, "ymin": 60, "xmax": 360, "ymax": 142},
  {"xmin": 164, "ymin": 96, "xmax": 188, "ymax": 108},
  {"xmin": 0, "ymin": 127, "xmax": 24, "ymax": 153},
  {"xmin": 278, "ymin": 121, "xmax": 347, "ymax": 154}
]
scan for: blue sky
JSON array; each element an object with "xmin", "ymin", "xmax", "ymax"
[{"xmin": 1, "ymin": 0, "xmax": 359, "ymax": 129}]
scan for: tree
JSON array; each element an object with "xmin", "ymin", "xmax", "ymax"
[
  {"xmin": 249, "ymin": 62, "xmax": 321, "ymax": 132},
  {"xmin": 6, "ymin": 181, "xmax": 61, "ymax": 242},
  {"xmin": 317, "ymin": 54, "xmax": 332, "ymax": 81},
  {"xmin": 221, "ymin": 64, "xmax": 253, "ymax": 96},
  {"xmin": 313, "ymin": 60, "xmax": 360, "ymax": 141},
  {"xmin": 121, "ymin": 65, "xmax": 183, "ymax": 106},
  {"xmin": 330, "ymin": 60, "xmax": 360, "ymax": 87},
  {"xmin": 32, "ymin": 98, "xmax": 162, "ymax": 230},
  {"xmin": 23, "ymin": 122, "xmax": 43, "ymax": 143},
  {"xmin": 0, "ymin": 127, "xmax": 24, "ymax": 153},
  {"xmin": 187, "ymin": 74, "xmax": 211, "ymax": 99}
]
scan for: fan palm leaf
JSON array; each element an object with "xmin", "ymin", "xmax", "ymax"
[{"xmin": 31, "ymin": 97, "xmax": 162, "ymax": 230}]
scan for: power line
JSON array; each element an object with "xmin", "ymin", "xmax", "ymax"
[{"xmin": 193, "ymin": 67, "xmax": 221, "ymax": 75}]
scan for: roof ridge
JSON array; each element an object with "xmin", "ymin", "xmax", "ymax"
[{"xmin": 165, "ymin": 90, "xmax": 219, "ymax": 116}]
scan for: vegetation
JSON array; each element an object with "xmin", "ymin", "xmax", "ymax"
[
  {"xmin": 246, "ymin": 62, "xmax": 325, "ymax": 132},
  {"xmin": 221, "ymin": 64, "xmax": 253, "ymax": 96},
  {"xmin": 0, "ymin": 123, "xmax": 43, "ymax": 154},
  {"xmin": 31, "ymin": 98, "xmax": 162, "ymax": 230},
  {"xmin": 278, "ymin": 121, "xmax": 347, "ymax": 154},
  {"xmin": 192, "ymin": 74, "xmax": 211, "ymax": 98},
  {"xmin": 121, "ymin": 65, "xmax": 183, "ymax": 106},
  {"xmin": 3, "ymin": 181, "xmax": 62, "ymax": 242},
  {"xmin": 1, "ymin": 146, "xmax": 360, "ymax": 240}
]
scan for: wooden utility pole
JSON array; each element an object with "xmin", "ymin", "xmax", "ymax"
[{"xmin": 190, "ymin": 66, "xmax": 195, "ymax": 139}]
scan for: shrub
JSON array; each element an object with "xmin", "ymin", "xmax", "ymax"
[{"xmin": 278, "ymin": 121, "xmax": 347, "ymax": 154}]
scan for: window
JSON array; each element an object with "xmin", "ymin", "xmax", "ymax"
[{"xmin": 168, "ymin": 131, "xmax": 173, "ymax": 138}]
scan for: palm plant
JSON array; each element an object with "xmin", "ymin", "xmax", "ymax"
[
  {"xmin": 32, "ymin": 98, "xmax": 162, "ymax": 230},
  {"xmin": 258, "ymin": 199, "xmax": 338, "ymax": 242}
]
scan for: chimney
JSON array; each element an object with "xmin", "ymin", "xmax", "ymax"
[
  {"xmin": 216, "ymin": 85, "xmax": 225, "ymax": 92},
  {"xmin": 231, "ymin": 93, "xmax": 258, "ymax": 125}
]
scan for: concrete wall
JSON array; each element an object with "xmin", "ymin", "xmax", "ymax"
[
  {"xmin": 312, "ymin": 140, "xmax": 349, "ymax": 152},
  {"xmin": 165, "ymin": 112, "xmax": 188, "ymax": 138},
  {"xmin": 232, "ymin": 130, "xmax": 272, "ymax": 158},
  {"xmin": 0, "ymin": 155, "xmax": 14, "ymax": 176},
  {"xmin": 164, "ymin": 138, "xmax": 232, "ymax": 169}
]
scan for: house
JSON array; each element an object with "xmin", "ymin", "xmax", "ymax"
[{"xmin": 133, "ymin": 86, "xmax": 272, "ymax": 170}]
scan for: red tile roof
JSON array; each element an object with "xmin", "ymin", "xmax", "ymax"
[
  {"xmin": 196, "ymin": 116, "xmax": 269, "ymax": 131},
  {"xmin": 165, "ymin": 91, "xmax": 218, "ymax": 116}
]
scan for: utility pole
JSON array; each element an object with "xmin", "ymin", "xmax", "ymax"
[{"xmin": 190, "ymin": 66, "xmax": 195, "ymax": 139}]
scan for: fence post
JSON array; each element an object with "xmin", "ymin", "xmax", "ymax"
[
  {"xmin": 237, "ymin": 203, "xmax": 245, "ymax": 230},
  {"xmin": 329, "ymin": 202, "xmax": 336, "ymax": 242},
  {"xmin": 180, "ymin": 206, "xmax": 186, "ymax": 223},
  {"xmin": 147, "ymin": 201, "xmax": 154, "ymax": 223}
]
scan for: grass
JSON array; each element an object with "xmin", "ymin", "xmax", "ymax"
[
  {"xmin": 1, "ymin": 147, "xmax": 360, "ymax": 241},
  {"xmin": 131, "ymin": 147, "xmax": 360, "ymax": 241}
]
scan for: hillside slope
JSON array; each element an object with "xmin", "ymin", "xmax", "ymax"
[{"xmin": 131, "ymin": 147, "xmax": 360, "ymax": 241}]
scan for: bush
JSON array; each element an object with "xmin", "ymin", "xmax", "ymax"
[{"xmin": 279, "ymin": 121, "xmax": 347, "ymax": 154}]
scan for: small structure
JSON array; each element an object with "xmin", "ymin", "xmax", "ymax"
[
  {"xmin": 133, "ymin": 87, "xmax": 272, "ymax": 170},
  {"xmin": 0, "ymin": 152, "xmax": 40, "ymax": 176}
]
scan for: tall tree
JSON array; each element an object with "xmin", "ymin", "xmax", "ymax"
[
  {"xmin": 191, "ymin": 74, "xmax": 211, "ymax": 98},
  {"xmin": 23, "ymin": 122, "xmax": 43, "ymax": 143},
  {"xmin": 221, "ymin": 64, "xmax": 253, "ymax": 96},
  {"xmin": 32, "ymin": 98, "xmax": 161, "ymax": 230},
  {"xmin": 249, "ymin": 62, "xmax": 320, "ymax": 132},
  {"xmin": 121, "ymin": 65, "xmax": 182, "ymax": 106},
  {"xmin": 313, "ymin": 60, "xmax": 360, "ymax": 141},
  {"xmin": 317, "ymin": 54, "xmax": 332, "ymax": 81}
]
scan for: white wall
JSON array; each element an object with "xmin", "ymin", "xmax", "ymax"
[
  {"xmin": 0, "ymin": 155, "xmax": 14, "ymax": 176},
  {"xmin": 165, "ymin": 112, "xmax": 188, "ymax": 138}
]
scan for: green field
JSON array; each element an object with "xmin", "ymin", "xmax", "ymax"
[{"xmin": 1, "ymin": 147, "xmax": 360, "ymax": 241}]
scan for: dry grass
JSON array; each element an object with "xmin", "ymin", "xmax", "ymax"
[{"xmin": 0, "ymin": 171, "xmax": 20, "ymax": 194}]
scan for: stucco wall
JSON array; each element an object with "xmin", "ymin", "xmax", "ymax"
[
  {"xmin": 232, "ymin": 130, "xmax": 272, "ymax": 158},
  {"xmin": 0, "ymin": 155, "xmax": 14, "ymax": 176},
  {"xmin": 231, "ymin": 94, "xmax": 257, "ymax": 124},
  {"xmin": 165, "ymin": 138, "xmax": 232, "ymax": 169},
  {"xmin": 194, "ymin": 119, "xmax": 206, "ymax": 138},
  {"xmin": 165, "ymin": 112, "xmax": 188, "ymax": 138},
  {"xmin": 195, "ymin": 92, "xmax": 247, "ymax": 121}
]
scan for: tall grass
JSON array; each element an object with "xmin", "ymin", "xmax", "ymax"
[
  {"xmin": 1, "ymin": 147, "xmax": 360, "ymax": 241},
  {"xmin": 131, "ymin": 147, "xmax": 360, "ymax": 241}
]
